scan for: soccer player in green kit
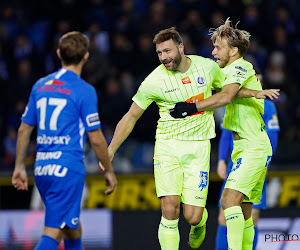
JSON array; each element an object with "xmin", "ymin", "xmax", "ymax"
[
  {"xmin": 170, "ymin": 19, "xmax": 280, "ymax": 250},
  {"xmin": 106, "ymin": 27, "xmax": 226, "ymax": 250}
]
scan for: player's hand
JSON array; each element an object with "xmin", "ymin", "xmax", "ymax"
[
  {"xmin": 170, "ymin": 102, "xmax": 198, "ymax": 118},
  {"xmin": 217, "ymin": 160, "xmax": 227, "ymax": 180},
  {"xmin": 104, "ymin": 171, "xmax": 117, "ymax": 195},
  {"xmin": 12, "ymin": 165, "xmax": 28, "ymax": 191},
  {"xmin": 254, "ymin": 89, "xmax": 280, "ymax": 100},
  {"xmin": 99, "ymin": 148, "xmax": 115, "ymax": 171}
]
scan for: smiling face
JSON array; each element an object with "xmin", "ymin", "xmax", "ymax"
[
  {"xmin": 156, "ymin": 39, "xmax": 183, "ymax": 71},
  {"xmin": 212, "ymin": 36, "xmax": 232, "ymax": 68}
]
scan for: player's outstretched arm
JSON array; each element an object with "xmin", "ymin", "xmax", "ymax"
[
  {"xmin": 236, "ymin": 88, "xmax": 280, "ymax": 100},
  {"xmin": 108, "ymin": 102, "xmax": 144, "ymax": 158},
  {"xmin": 170, "ymin": 84, "xmax": 239, "ymax": 118},
  {"xmin": 88, "ymin": 129, "xmax": 117, "ymax": 195},
  {"xmin": 12, "ymin": 122, "xmax": 34, "ymax": 191}
]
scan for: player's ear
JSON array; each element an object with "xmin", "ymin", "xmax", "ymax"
[
  {"xmin": 230, "ymin": 47, "xmax": 239, "ymax": 57},
  {"xmin": 56, "ymin": 49, "xmax": 62, "ymax": 60},
  {"xmin": 179, "ymin": 43, "xmax": 184, "ymax": 54},
  {"xmin": 83, "ymin": 52, "xmax": 89, "ymax": 62}
]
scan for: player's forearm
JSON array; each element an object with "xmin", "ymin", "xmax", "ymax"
[
  {"xmin": 196, "ymin": 91, "xmax": 232, "ymax": 112},
  {"xmin": 236, "ymin": 87, "xmax": 257, "ymax": 98},
  {"xmin": 109, "ymin": 113, "xmax": 138, "ymax": 154},
  {"xmin": 89, "ymin": 129, "xmax": 114, "ymax": 172},
  {"xmin": 15, "ymin": 123, "xmax": 34, "ymax": 168}
]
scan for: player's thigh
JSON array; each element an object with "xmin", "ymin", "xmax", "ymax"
[
  {"xmin": 225, "ymin": 140, "xmax": 271, "ymax": 203},
  {"xmin": 253, "ymin": 179, "xmax": 267, "ymax": 210},
  {"xmin": 35, "ymin": 165, "xmax": 85, "ymax": 229},
  {"xmin": 181, "ymin": 140, "xmax": 211, "ymax": 207},
  {"xmin": 154, "ymin": 139, "xmax": 184, "ymax": 198}
]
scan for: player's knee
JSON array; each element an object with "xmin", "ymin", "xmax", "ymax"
[
  {"xmin": 162, "ymin": 203, "xmax": 180, "ymax": 219},
  {"xmin": 185, "ymin": 214, "xmax": 201, "ymax": 226}
]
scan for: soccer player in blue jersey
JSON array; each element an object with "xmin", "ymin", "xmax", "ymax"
[
  {"xmin": 12, "ymin": 31, "xmax": 117, "ymax": 250},
  {"xmin": 215, "ymin": 71, "xmax": 280, "ymax": 250}
]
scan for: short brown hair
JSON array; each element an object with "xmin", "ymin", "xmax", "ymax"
[
  {"xmin": 58, "ymin": 31, "xmax": 89, "ymax": 65},
  {"xmin": 153, "ymin": 27, "xmax": 183, "ymax": 45},
  {"xmin": 210, "ymin": 18, "xmax": 250, "ymax": 56}
]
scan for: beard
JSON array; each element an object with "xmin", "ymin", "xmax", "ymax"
[
  {"xmin": 218, "ymin": 54, "xmax": 230, "ymax": 68},
  {"xmin": 161, "ymin": 49, "xmax": 182, "ymax": 71}
]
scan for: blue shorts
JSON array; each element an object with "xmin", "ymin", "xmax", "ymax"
[
  {"xmin": 218, "ymin": 160, "xmax": 267, "ymax": 210},
  {"xmin": 34, "ymin": 162, "xmax": 85, "ymax": 229}
]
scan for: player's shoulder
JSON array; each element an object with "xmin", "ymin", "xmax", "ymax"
[
  {"xmin": 224, "ymin": 58, "xmax": 254, "ymax": 79},
  {"xmin": 189, "ymin": 55, "xmax": 218, "ymax": 68},
  {"xmin": 142, "ymin": 64, "xmax": 168, "ymax": 84}
]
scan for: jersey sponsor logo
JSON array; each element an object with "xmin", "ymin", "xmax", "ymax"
[
  {"xmin": 235, "ymin": 66, "xmax": 247, "ymax": 72},
  {"xmin": 195, "ymin": 196, "xmax": 204, "ymax": 199},
  {"xmin": 185, "ymin": 93, "xmax": 205, "ymax": 115},
  {"xmin": 37, "ymin": 85, "xmax": 71, "ymax": 95},
  {"xmin": 45, "ymin": 80, "xmax": 66, "ymax": 85},
  {"xmin": 71, "ymin": 217, "xmax": 79, "ymax": 225},
  {"xmin": 34, "ymin": 164, "xmax": 68, "ymax": 177},
  {"xmin": 198, "ymin": 171, "xmax": 208, "ymax": 191},
  {"xmin": 231, "ymin": 158, "xmax": 242, "ymax": 172},
  {"xmin": 37, "ymin": 134, "xmax": 71, "ymax": 145},
  {"xmin": 36, "ymin": 151, "xmax": 62, "ymax": 161},
  {"xmin": 86, "ymin": 113, "xmax": 100, "ymax": 127},
  {"xmin": 268, "ymin": 115, "xmax": 279, "ymax": 130},
  {"xmin": 181, "ymin": 76, "xmax": 191, "ymax": 84},
  {"xmin": 197, "ymin": 76, "xmax": 206, "ymax": 86},
  {"xmin": 165, "ymin": 88, "xmax": 179, "ymax": 93}
]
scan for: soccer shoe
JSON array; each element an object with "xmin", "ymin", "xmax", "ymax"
[{"xmin": 188, "ymin": 223, "xmax": 206, "ymax": 249}]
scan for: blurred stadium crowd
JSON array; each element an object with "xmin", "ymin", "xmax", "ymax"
[{"xmin": 0, "ymin": 0, "xmax": 300, "ymax": 173}]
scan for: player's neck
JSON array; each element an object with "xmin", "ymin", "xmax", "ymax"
[
  {"xmin": 176, "ymin": 56, "xmax": 191, "ymax": 73},
  {"xmin": 226, "ymin": 55, "xmax": 242, "ymax": 67},
  {"xmin": 62, "ymin": 64, "xmax": 83, "ymax": 77}
]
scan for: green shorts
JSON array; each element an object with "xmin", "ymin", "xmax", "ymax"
[
  {"xmin": 225, "ymin": 138, "xmax": 272, "ymax": 203},
  {"xmin": 153, "ymin": 138, "xmax": 211, "ymax": 207}
]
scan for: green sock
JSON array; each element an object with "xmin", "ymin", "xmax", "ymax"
[
  {"xmin": 224, "ymin": 206, "xmax": 245, "ymax": 250},
  {"xmin": 242, "ymin": 216, "xmax": 254, "ymax": 250},
  {"xmin": 158, "ymin": 216, "xmax": 179, "ymax": 250},
  {"xmin": 194, "ymin": 207, "xmax": 208, "ymax": 228}
]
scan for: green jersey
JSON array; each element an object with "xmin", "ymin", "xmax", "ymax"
[
  {"xmin": 133, "ymin": 55, "xmax": 223, "ymax": 141},
  {"xmin": 222, "ymin": 58, "xmax": 268, "ymax": 142}
]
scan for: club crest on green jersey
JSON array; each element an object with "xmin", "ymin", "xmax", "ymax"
[{"xmin": 197, "ymin": 76, "xmax": 206, "ymax": 86}]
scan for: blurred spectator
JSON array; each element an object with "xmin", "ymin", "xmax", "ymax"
[
  {"xmin": 133, "ymin": 33, "xmax": 157, "ymax": 84},
  {"xmin": 110, "ymin": 32, "xmax": 134, "ymax": 72},
  {"xmin": 3, "ymin": 128, "xmax": 17, "ymax": 169},
  {"xmin": 84, "ymin": 21, "xmax": 110, "ymax": 53},
  {"xmin": 179, "ymin": 9, "xmax": 205, "ymax": 47},
  {"xmin": 82, "ymin": 35, "xmax": 110, "ymax": 87},
  {"xmin": 14, "ymin": 34, "xmax": 33, "ymax": 61}
]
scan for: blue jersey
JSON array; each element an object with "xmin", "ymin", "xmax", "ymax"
[
  {"xmin": 22, "ymin": 68, "xmax": 101, "ymax": 174},
  {"xmin": 263, "ymin": 99, "xmax": 280, "ymax": 133}
]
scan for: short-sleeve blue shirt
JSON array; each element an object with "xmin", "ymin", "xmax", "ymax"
[{"xmin": 22, "ymin": 68, "xmax": 101, "ymax": 174}]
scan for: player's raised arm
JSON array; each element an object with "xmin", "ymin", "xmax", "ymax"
[
  {"xmin": 12, "ymin": 122, "xmax": 34, "ymax": 191},
  {"xmin": 236, "ymin": 88, "xmax": 280, "ymax": 100},
  {"xmin": 108, "ymin": 102, "xmax": 144, "ymax": 158}
]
